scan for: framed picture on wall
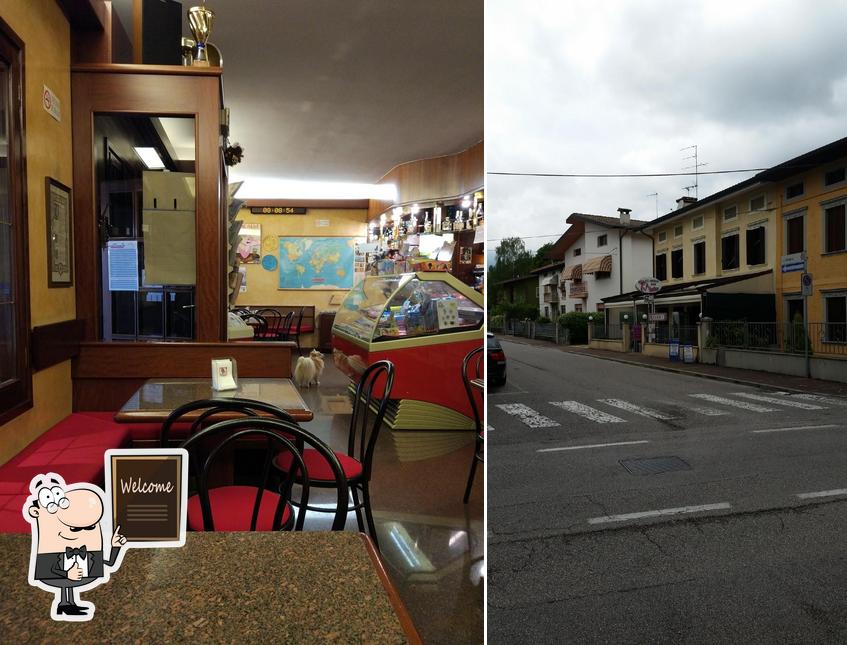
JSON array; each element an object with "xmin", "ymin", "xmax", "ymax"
[{"xmin": 45, "ymin": 177, "xmax": 73, "ymax": 287}]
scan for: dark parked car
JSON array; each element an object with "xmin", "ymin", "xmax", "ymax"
[{"xmin": 487, "ymin": 333, "xmax": 506, "ymax": 386}]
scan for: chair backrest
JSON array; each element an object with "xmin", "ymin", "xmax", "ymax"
[
  {"xmin": 241, "ymin": 312, "xmax": 267, "ymax": 336},
  {"xmin": 280, "ymin": 310, "xmax": 294, "ymax": 336},
  {"xmin": 160, "ymin": 397, "xmax": 297, "ymax": 447},
  {"xmin": 256, "ymin": 308, "xmax": 282, "ymax": 335},
  {"xmin": 292, "ymin": 306, "xmax": 305, "ymax": 334},
  {"xmin": 348, "ymin": 360, "xmax": 395, "ymax": 481},
  {"xmin": 180, "ymin": 417, "xmax": 348, "ymax": 531},
  {"xmin": 461, "ymin": 346, "xmax": 484, "ymax": 433}
]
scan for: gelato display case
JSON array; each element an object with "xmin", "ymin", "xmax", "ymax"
[{"xmin": 332, "ymin": 272, "xmax": 484, "ymax": 430}]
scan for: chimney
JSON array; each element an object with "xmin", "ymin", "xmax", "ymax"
[
  {"xmin": 617, "ymin": 207, "xmax": 631, "ymax": 226},
  {"xmin": 676, "ymin": 196, "xmax": 697, "ymax": 210}
]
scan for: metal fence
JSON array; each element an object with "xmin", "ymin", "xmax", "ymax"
[
  {"xmin": 710, "ymin": 321, "xmax": 847, "ymax": 356},
  {"xmin": 491, "ymin": 318, "xmax": 571, "ymax": 345}
]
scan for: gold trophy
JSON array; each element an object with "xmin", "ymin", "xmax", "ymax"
[{"xmin": 187, "ymin": 3, "xmax": 215, "ymax": 67}]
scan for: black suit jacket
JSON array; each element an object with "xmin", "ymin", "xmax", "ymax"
[{"xmin": 34, "ymin": 547, "xmax": 120, "ymax": 585}]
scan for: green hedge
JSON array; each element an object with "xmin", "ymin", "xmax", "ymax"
[
  {"xmin": 558, "ymin": 311, "xmax": 604, "ymax": 344},
  {"xmin": 491, "ymin": 302, "xmax": 539, "ymax": 321}
]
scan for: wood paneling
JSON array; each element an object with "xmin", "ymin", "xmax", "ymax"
[
  {"xmin": 367, "ymin": 141, "xmax": 484, "ymax": 220},
  {"xmin": 72, "ymin": 341, "xmax": 295, "ymax": 411},
  {"xmin": 243, "ymin": 199, "xmax": 370, "ymax": 210},
  {"xmin": 71, "ymin": 67, "xmax": 224, "ymax": 342},
  {"xmin": 31, "ymin": 320, "xmax": 86, "ymax": 371}
]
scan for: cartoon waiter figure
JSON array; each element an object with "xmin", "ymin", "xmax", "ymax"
[{"xmin": 23, "ymin": 472, "xmax": 127, "ymax": 621}]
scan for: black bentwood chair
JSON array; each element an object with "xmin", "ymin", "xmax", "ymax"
[
  {"xmin": 273, "ymin": 360, "xmax": 395, "ymax": 549},
  {"xmin": 286, "ymin": 306, "xmax": 307, "ymax": 355},
  {"xmin": 462, "ymin": 346, "xmax": 484, "ymax": 504},
  {"xmin": 160, "ymin": 398, "xmax": 298, "ymax": 447},
  {"xmin": 181, "ymin": 417, "xmax": 348, "ymax": 532}
]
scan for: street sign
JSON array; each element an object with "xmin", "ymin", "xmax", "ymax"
[
  {"xmin": 801, "ymin": 272, "xmax": 813, "ymax": 296},
  {"xmin": 648, "ymin": 312, "xmax": 667, "ymax": 322},
  {"xmin": 635, "ymin": 277, "xmax": 662, "ymax": 294},
  {"xmin": 781, "ymin": 252, "xmax": 806, "ymax": 273}
]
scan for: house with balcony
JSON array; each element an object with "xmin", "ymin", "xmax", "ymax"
[
  {"xmin": 532, "ymin": 260, "xmax": 566, "ymax": 319},
  {"xmin": 547, "ymin": 211, "xmax": 654, "ymax": 315}
]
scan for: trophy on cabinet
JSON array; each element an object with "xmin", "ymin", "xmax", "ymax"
[{"xmin": 187, "ymin": 3, "xmax": 215, "ymax": 67}]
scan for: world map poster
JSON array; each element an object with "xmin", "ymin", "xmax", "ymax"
[{"xmin": 278, "ymin": 237, "xmax": 356, "ymax": 289}]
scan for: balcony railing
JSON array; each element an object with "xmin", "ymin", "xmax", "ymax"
[
  {"xmin": 543, "ymin": 290, "xmax": 559, "ymax": 303},
  {"xmin": 569, "ymin": 282, "xmax": 588, "ymax": 298}
]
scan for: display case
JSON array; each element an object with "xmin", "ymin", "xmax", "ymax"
[{"xmin": 332, "ymin": 272, "xmax": 483, "ymax": 429}]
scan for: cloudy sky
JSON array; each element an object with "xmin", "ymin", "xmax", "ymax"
[{"xmin": 486, "ymin": 0, "xmax": 847, "ymax": 259}]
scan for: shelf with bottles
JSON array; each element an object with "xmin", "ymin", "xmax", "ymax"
[{"xmin": 366, "ymin": 190, "xmax": 484, "ymax": 246}]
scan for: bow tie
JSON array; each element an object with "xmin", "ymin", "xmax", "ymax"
[{"xmin": 65, "ymin": 546, "xmax": 87, "ymax": 559}]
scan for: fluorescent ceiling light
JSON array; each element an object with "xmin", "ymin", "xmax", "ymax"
[
  {"xmin": 134, "ymin": 147, "xmax": 165, "ymax": 170},
  {"xmin": 233, "ymin": 177, "xmax": 397, "ymax": 201}
]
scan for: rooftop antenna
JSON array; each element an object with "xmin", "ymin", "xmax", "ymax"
[
  {"xmin": 681, "ymin": 144, "xmax": 708, "ymax": 199},
  {"xmin": 646, "ymin": 192, "xmax": 658, "ymax": 219}
]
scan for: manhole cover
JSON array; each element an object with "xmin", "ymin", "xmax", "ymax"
[{"xmin": 620, "ymin": 456, "xmax": 691, "ymax": 475}]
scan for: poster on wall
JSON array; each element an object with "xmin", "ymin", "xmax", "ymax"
[
  {"xmin": 278, "ymin": 236, "xmax": 357, "ymax": 290},
  {"xmin": 237, "ymin": 222, "xmax": 261, "ymax": 264}
]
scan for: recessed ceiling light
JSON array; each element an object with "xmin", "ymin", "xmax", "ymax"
[{"xmin": 133, "ymin": 147, "xmax": 165, "ymax": 169}]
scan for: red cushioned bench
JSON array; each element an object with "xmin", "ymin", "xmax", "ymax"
[{"xmin": 0, "ymin": 412, "xmax": 132, "ymax": 533}]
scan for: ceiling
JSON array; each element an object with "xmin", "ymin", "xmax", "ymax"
[{"xmin": 136, "ymin": 0, "xmax": 484, "ymax": 187}]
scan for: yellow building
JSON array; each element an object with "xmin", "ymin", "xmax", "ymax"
[
  {"xmin": 607, "ymin": 136, "xmax": 847, "ymax": 354},
  {"xmin": 764, "ymin": 138, "xmax": 847, "ymax": 349}
]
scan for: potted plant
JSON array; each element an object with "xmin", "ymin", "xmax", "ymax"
[{"xmin": 700, "ymin": 334, "xmax": 718, "ymax": 364}]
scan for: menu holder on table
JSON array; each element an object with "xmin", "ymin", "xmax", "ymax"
[{"xmin": 211, "ymin": 357, "xmax": 238, "ymax": 390}]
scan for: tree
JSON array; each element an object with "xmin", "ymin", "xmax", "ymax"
[
  {"xmin": 489, "ymin": 237, "xmax": 533, "ymax": 282},
  {"xmin": 533, "ymin": 242, "xmax": 554, "ymax": 269}
]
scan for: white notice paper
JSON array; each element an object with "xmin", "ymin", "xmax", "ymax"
[{"xmin": 108, "ymin": 241, "xmax": 139, "ymax": 291}]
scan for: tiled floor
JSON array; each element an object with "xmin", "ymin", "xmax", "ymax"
[{"xmin": 293, "ymin": 353, "xmax": 484, "ymax": 644}]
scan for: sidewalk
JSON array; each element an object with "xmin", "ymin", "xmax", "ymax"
[{"xmin": 497, "ymin": 334, "xmax": 847, "ymax": 396}]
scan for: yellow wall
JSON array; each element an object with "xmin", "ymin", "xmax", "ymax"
[
  {"xmin": 775, "ymin": 161, "xmax": 847, "ymax": 323},
  {"xmin": 0, "ymin": 1, "xmax": 75, "ymax": 464},
  {"xmin": 234, "ymin": 207, "xmax": 368, "ymax": 344},
  {"xmin": 652, "ymin": 187, "xmax": 776, "ymax": 285}
]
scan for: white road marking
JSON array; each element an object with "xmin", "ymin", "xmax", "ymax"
[
  {"xmin": 538, "ymin": 440, "xmax": 650, "ymax": 453},
  {"xmin": 549, "ymin": 401, "xmax": 626, "ymax": 423},
  {"xmin": 495, "ymin": 403, "xmax": 560, "ymax": 428},
  {"xmin": 732, "ymin": 392, "xmax": 825, "ymax": 410},
  {"xmin": 791, "ymin": 394, "xmax": 847, "ymax": 407},
  {"xmin": 690, "ymin": 407, "xmax": 729, "ymax": 416},
  {"xmin": 796, "ymin": 488, "xmax": 847, "ymax": 500},
  {"xmin": 598, "ymin": 399, "xmax": 677, "ymax": 420},
  {"xmin": 689, "ymin": 393, "xmax": 775, "ymax": 412},
  {"xmin": 752, "ymin": 424, "xmax": 839, "ymax": 434},
  {"xmin": 587, "ymin": 502, "xmax": 732, "ymax": 525}
]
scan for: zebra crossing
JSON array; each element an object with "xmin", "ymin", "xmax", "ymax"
[{"xmin": 495, "ymin": 391, "xmax": 841, "ymax": 428}]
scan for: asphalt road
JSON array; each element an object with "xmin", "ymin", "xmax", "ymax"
[{"xmin": 488, "ymin": 337, "xmax": 847, "ymax": 644}]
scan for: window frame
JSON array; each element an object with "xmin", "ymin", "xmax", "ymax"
[
  {"xmin": 573, "ymin": 247, "xmax": 582, "ymax": 257},
  {"xmin": 823, "ymin": 199, "xmax": 847, "ymax": 254},
  {"xmin": 745, "ymin": 222, "xmax": 767, "ymax": 266},
  {"xmin": 721, "ymin": 231, "xmax": 740, "ymax": 271},
  {"xmin": 691, "ymin": 215, "xmax": 704, "ymax": 231},
  {"xmin": 657, "ymin": 230, "xmax": 667, "ymax": 243},
  {"xmin": 0, "ymin": 20, "xmax": 32, "ymax": 425},
  {"xmin": 824, "ymin": 165, "xmax": 846, "ymax": 188},
  {"xmin": 597, "ymin": 233, "xmax": 607, "ymax": 247},
  {"xmin": 783, "ymin": 208, "xmax": 805, "ymax": 256},
  {"xmin": 723, "ymin": 205, "xmax": 737, "ymax": 222},
  {"xmin": 749, "ymin": 194, "xmax": 766, "ymax": 213},
  {"xmin": 823, "ymin": 291, "xmax": 847, "ymax": 344},
  {"xmin": 671, "ymin": 247, "xmax": 684, "ymax": 279},
  {"xmin": 673, "ymin": 224, "xmax": 683, "ymax": 239},
  {"xmin": 784, "ymin": 181, "xmax": 804, "ymax": 201},
  {"xmin": 655, "ymin": 252, "xmax": 668, "ymax": 281},
  {"xmin": 692, "ymin": 238, "xmax": 706, "ymax": 275}
]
